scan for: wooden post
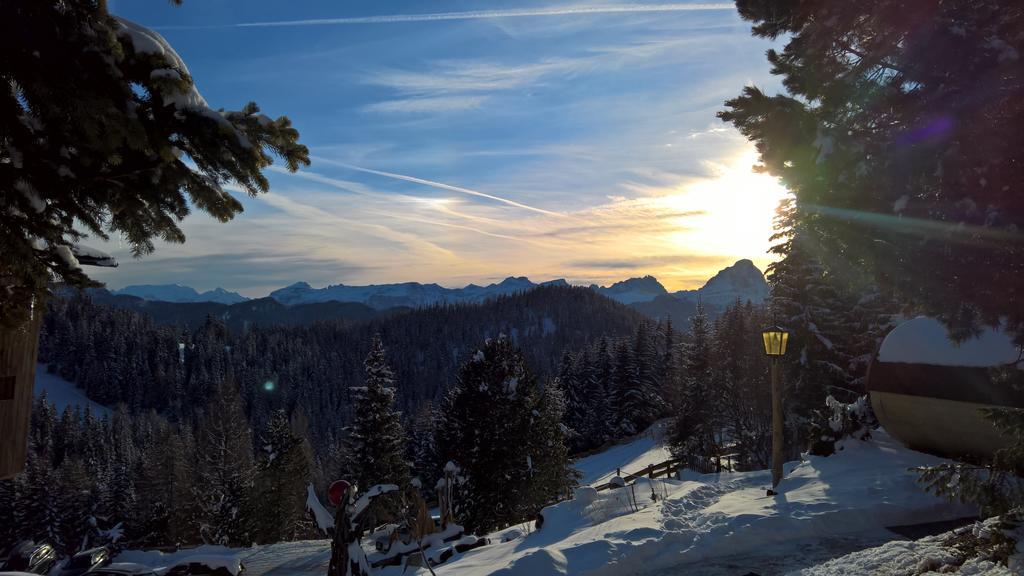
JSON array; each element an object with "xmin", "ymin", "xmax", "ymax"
[
  {"xmin": 0, "ymin": 306, "xmax": 43, "ymax": 479},
  {"xmin": 770, "ymin": 359, "xmax": 784, "ymax": 490}
]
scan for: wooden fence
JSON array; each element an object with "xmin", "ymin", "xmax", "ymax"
[{"xmin": 592, "ymin": 453, "xmax": 733, "ymax": 492}]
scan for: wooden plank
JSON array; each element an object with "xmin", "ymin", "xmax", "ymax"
[{"xmin": 0, "ymin": 309, "xmax": 42, "ymax": 479}]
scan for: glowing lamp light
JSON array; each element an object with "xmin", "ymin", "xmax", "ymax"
[
  {"xmin": 263, "ymin": 380, "xmax": 275, "ymax": 392},
  {"xmin": 762, "ymin": 327, "xmax": 790, "ymax": 357}
]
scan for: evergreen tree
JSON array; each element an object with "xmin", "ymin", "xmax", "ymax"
[
  {"xmin": 611, "ymin": 340, "xmax": 637, "ymax": 436},
  {"xmin": 438, "ymin": 336, "xmax": 557, "ymax": 533},
  {"xmin": 527, "ymin": 383, "xmax": 578, "ymax": 508},
  {"xmin": 54, "ymin": 458, "xmax": 93, "ymax": 554},
  {"xmin": 768, "ymin": 199, "xmax": 854, "ymax": 448},
  {"xmin": 557, "ymin": 352, "xmax": 589, "ymax": 452},
  {"xmin": 589, "ymin": 337, "xmax": 615, "ymax": 446},
  {"xmin": 342, "ymin": 336, "xmax": 409, "ymax": 493},
  {"xmin": 407, "ymin": 402, "xmax": 441, "ymax": 498},
  {"xmin": 194, "ymin": 380, "xmax": 255, "ymax": 546},
  {"xmin": 669, "ymin": 301, "xmax": 716, "ymax": 458},
  {"xmin": 721, "ymin": 0, "xmax": 1024, "ymax": 341},
  {"xmin": 660, "ymin": 317, "xmax": 683, "ymax": 412},
  {"xmin": 0, "ymin": 478, "xmax": 17, "ymax": 552},
  {"xmin": 1, "ymin": 0, "xmax": 309, "ymax": 327},
  {"xmin": 253, "ymin": 410, "xmax": 314, "ymax": 543}
]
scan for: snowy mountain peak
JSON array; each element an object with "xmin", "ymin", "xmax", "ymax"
[
  {"xmin": 675, "ymin": 259, "xmax": 768, "ymax": 307},
  {"xmin": 115, "ymin": 284, "xmax": 248, "ymax": 305},
  {"xmin": 592, "ymin": 275, "xmax": 668, "ymax": 305}
]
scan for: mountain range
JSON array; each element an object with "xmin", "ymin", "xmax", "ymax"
[
  {"xmin": 105, "ymin": 259, "xmax": 769, "ymax": 322},
  {"xmin": 115, "ymin": 284, "xmax": 248, "ymax": 305}
]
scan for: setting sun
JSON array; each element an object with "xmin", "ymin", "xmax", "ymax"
[{"xmin": 652, "ymin": 150, "xmax": 791, "ymax": 287}]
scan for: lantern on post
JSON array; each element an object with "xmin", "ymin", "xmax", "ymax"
[{"xmin": 761, "ymin": 326, "xmax": 789, "ymax": 495}]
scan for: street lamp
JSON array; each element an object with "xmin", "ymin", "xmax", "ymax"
[{"xmin": 762, "ymin": 326, "xmax": 789, "ymax": 495}]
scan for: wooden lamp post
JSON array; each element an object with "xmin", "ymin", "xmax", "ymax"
[{"xmin": 762, "ymin": 326, "xmax": 789, "ymax": 495}]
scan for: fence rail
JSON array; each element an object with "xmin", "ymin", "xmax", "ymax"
[{"xmin": 592, "ymin": 453, "xmax": 732, "ymax": 492}]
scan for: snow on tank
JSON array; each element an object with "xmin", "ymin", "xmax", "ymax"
[{"xmin": 877, "ymin": 316, "xmax": 1022, "ymax": 367}]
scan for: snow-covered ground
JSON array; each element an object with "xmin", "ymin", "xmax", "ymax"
[
  {"xmin": 432, "ymin": 430, "xmax": 975, "ymax": 575},
  {"xmin": 791, "ymin": 517, "xmax": 1015, "ymax": 576},
  {"xmin": 114, "ymin": 427, "xmax": 989, "ymax": 576},
  {"xmin": 573, "ymin": 420, "xmax": 674, "ymax": 487},
  {"xmin": 33, "ymin": 363, "xmax": 109, "ymax": 416}
]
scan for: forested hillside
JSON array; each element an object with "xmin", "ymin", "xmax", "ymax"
[{"xmin": 38, "ymin": 285, "xmax": 648, "ymax": 453}]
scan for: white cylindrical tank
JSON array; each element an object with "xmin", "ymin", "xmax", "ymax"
[{"xmin": 867, "ymin": 317, "xmax": 1023, "ymax": 460}]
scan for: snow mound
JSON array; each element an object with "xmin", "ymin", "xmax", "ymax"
[
  {"xmin": 877, "ymin": 316, "xmax": 1021, "ymax": 367},
  {"xmin": 790, "ymin": 519, "xmax": 1013, "ymax": 576},
  {"xmin": 114, "ymin": 545, "xmax": 242, "ymax": 574}
]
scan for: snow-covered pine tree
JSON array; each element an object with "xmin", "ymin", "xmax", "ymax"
[
  {"xmin": 0, "ymin": 478, "xmax": 16, "ymax": 552},
  {"xmin": 660, "ymin": 317, "xmax": 683, "ymax": 413},
  {"xmin": 54, "ymin": 457, "xmax": 93, "ymax": 555},
  {"xmin": 342, "ymin": 335, "xmax": 409, "ymax": 494},
  {"xmin": 194, "ymin": 380, "xmax": 255, "ymax": 546},
  {"xmin": 1, "ymin": 1, "xmax": 308, "ymax": 328},
  {"xmin": 99, "ymin": 406, "xmax": 138, "ymax": 540},
  {"xmin": 527, "ymin": 382, "xmax": 579, "ymax": 508},
  {"xmin": 407, "ymin": 402, "xmax": 441, "ymax": 499},
  {"xmin": 588, "ymin": 337, "xmax": 615, "ymax": 446},
  {"xmin": 721, "ymin": 0, "xmax": 1024, "ymax": 341},
  {"xmin": 132, "ymin": 412, "xmax": 192, "ymax": 547},
  {"xmin": 669, "ymin": 301, "xmax": 716, "ymax": 458},
  {"xmin": 767, "ymin": 199, "xmax": 855, "ymax": 450},
  {"xmin": 438, "ymin": 336, "xmax": 546, "ymax": 534},
  {"xmin": 254, "ymin": 409, "xmax": 314, "ymax": 544},
  {"xmin": 611, "ymin": 340, "xmax": 639, "ymax": 436},
  {"xmin": 557, "ymin": 351, "xmax": 589, "ymax": 452},
  {"xmin": 632, "ymin": 322, "xmax": 665, "ymax": 425},
  {"xmin": 714, "ymin": 301, "xmax": 773, "ymax": 469}
]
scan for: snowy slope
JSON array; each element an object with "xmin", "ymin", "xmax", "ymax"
[
  {"xmin": 423, "ymin": 430, "xmax": 975, "ymax": 576},
  {"xmin": 573, "ymin": 420, "xmax": 674, "ymax": 486},
  {"xmin": 34, "ymin": 363, "xmax": 109, "ymax": 416}
]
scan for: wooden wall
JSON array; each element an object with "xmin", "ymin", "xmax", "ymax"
[{"xmin": 0, "ymin": 308, "xmax": 42, "ymax": 480}]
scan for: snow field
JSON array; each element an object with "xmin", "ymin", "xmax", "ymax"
[
  {"xmin": 33, "ymin": 364, "xmax": 110, "ymax": 416},
  {"xmin": 426, "ymin": 430, "xmax": 976, "ymax": 575}
]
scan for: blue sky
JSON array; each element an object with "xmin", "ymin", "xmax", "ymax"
[{"xmin": 94, "ymin": 1, "xmax": 787, "ymax": 296}]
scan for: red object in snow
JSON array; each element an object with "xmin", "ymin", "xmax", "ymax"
[{"xmin": 328, "ymin": 480, "xmax": 351, "ymax": 506}]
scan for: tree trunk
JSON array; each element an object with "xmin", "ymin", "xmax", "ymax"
[{"xmin": 0, "ymin": 306, "xmax": 43, "ymax": 479}]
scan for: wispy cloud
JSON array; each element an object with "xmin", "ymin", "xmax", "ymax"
[
  {"xmin": 159, "ymin": 4, "xmax": 735, "ymax": 29},
  {"xmin": 362, "ymin": 95, "xmax": 489, "ymax": 114},
  {"xmin": 312, "ymin": 157, "xmax": 567, "ymax": 217},
  {"xmin": 567, "ymin": 253, "xmax": 727, "ymax": 270}
]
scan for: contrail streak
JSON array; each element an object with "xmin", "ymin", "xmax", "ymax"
[
  {"xmin": 159, "ymin": 4, "xmax": 735, "ymax": 29},
  {"xmin": 315, "ymin": 158, "xmax": 565, "ymax": 218}
]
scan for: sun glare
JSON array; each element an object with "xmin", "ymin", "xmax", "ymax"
[{"xmin": 662, "ymin": 151, "xmax": 791, "ymax": 275}]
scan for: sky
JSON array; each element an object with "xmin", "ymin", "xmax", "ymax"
[{"xmin": 94, "ymin": 0, "xmax": 788, "ymax": 297}]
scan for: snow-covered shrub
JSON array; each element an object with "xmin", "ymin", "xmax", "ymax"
[
  {"xmin": 807, "ymin": 395, "xmax": 876, "ymax": 456},
  {"xmin": 917, "ymin": 405, "xmax": 1024, "ymax": 518},
  {"xmin": 915, "ymin": 390, "xmax": 1024, "ymax": 570},
  {"xmin": 911, "ymin": 512, "xmax": 1024, "ymax": 573}
]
